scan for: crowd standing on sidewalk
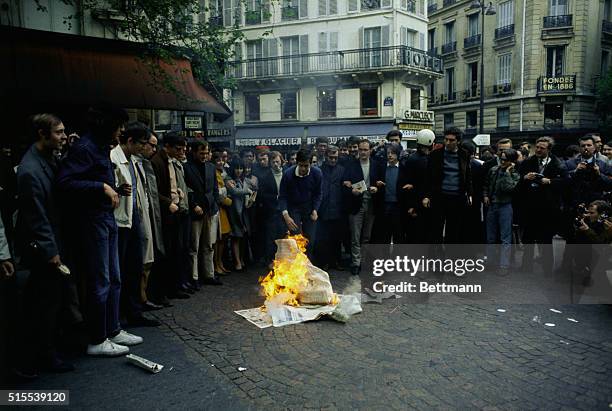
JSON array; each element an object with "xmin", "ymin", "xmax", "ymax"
[{"xmin": 0, "ymin": 106, "xmax": 611, "ymax": 383}]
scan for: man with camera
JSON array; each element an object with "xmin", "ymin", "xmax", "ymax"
[
  {"xmin": 573, "ymin": 200, "xmax": 612, "ymax": 286},
  {"xmin": 517, "ymin": 136, "xmax": 567, "ymax": 273},
  {"xmin": 565, "ymin": 135, "xmax": 612, "ymax": 208}
]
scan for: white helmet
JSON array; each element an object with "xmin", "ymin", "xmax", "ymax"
[{"xmin": 416, "ymin": 129, "xmax": 435, "ymax": 147}]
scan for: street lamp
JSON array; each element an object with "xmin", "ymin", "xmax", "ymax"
[{"xmin": 469, "ymin": 1, "xmax": 496, "ymax": 134}]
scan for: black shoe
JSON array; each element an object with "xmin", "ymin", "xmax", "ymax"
[
  {"xmin": 170, "ymin": 291, "xmax": 190, "ymax": 299},
  {"xmin": 189, "ymin": 280, "xmax": 201, "ymax": 291},
  {"xmin": 143, "ymin": 301, "xmax": 164, "ymax": 311},
  {"xmin": 201, "ymin": 277, "xmax": 223, "ymax": 286},
  {"xmin": 351, "ymin": 266, "xmax": 360, "ymax": 276},
  {"xmin": 128, "ymin": 315, "xmax": 161, "ymax": 327},
  {"xmin": 181, "ymin": 284, "xmax": 196, "ymax": 294}
]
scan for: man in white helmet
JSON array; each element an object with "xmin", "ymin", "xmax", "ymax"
[{"xmin": 401, "ymin": 129, "xmax": 435, "ymax": 243}]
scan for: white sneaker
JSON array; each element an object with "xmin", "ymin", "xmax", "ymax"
[
  {"xmin": 87, "ymin": 339, "xmax": 129, "ymax": 357},
  {"xmin": 110, "ymin": 330, "xmax": 143, "ymax": 346}
]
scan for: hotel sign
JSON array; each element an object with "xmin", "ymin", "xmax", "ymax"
[{"xmin": 539, "ymin": 75, "xmax": 576, "ymax": 93}]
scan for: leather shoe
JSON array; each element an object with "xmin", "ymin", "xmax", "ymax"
[
  {"xmin": 143, "ymin": 301, "xmax": 164, "ymax": 311},
  {"xmin": 189, "ymin": 280, "xmax": 201, "ymax": 291},
  {"xmin": 127, "ymin": 315, "xmax": 161, "ymax": 327},
  {"xmin": 181, "ymin": 284, "xmax": 195, "ymax": 294},
  {"xmin": 201, "ymin": 277, "xmax": 223, "ymax": 286}
]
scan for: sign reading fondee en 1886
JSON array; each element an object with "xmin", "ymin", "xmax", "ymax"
[
  {"xmin": 404, "ymin": 109, "xmax": 434, "ymax": 122},
  {"xmin": 540, "ymin": 75, "xmax": 576, "ymax": 92}
]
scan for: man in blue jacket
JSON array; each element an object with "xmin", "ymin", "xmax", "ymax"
[
  {"xmin": 57, "ymin": 105, "xmax": 143, "ymax": 357},
  {"xmin": 16, "ymin": 114, "xmax": 75, "ymax": 373},
  {"xmin": 278, "ymin": 149, "xmax": 322, "ymax": 256}
]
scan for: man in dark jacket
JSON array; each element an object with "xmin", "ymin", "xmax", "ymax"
[
  {"xmin": 372, "ymin": 143, "xmax": 404, "ymax": 244},
  {"xmin": 517, "ymin": 136, "xmax": 567, "ymax": 272},
  {"xmin": 184, "ymin": 141, "xmax": 222, "ymax": 286},
  {"xmin": 315, "ymin": 146, "xmax": 346, "ymax": 269},
  {"xmin": 16, "ymin": 114, "xmax": 75, "ymax": 372},
  {"xmin": 58, "ymin": 106, "xmax": 143, "ymax": 357},
  {"xmin": 422, "ymin": 127, "xmax": 473, "ymax": 244}
]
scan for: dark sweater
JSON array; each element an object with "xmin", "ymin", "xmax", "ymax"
[{"xmin": 278, "ymin": 165, "xmax": 323, "ymax": 213}]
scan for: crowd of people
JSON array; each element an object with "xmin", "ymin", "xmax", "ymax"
[{"xmin": 0, "ymin": 105, "xmax": 611, "ymax": 382}]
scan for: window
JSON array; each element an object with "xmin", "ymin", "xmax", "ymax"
[
  {"xmin": 222, "ymin": 0, "xmax": 241, "ymax": 26},
  {"xmin": 361, "ymin": 88, "xmax": 379, "ymax": 116},
  {"xmin": 245, "ymin": 0, "xmax": 271, "ymax": 24},
  {"xmin": 497, "ymin": 0, "xmax": 514, "ymax": 27},
  {"xmin": 245, "ymin": 94, "xmax": 260, "ymax": 121},
  {"xmin": 318, "ymin": 88, "xmax": 336, "ymax": 118},
  {"xmin": 466, "ymin": 111, "xmax": 478, "ymax": 129},
  {"xmin": 602, "ymin": 50, "xmax": 610, "ymax": 76},
  {"xmin": 363, "ymin": 27, "xmax": 382, "ymax": 66},
  {"xmin": 445, "ymin": 67, "xmax": 455, "ymax": 98},
  {"xmin": 444, "ymin": 113, "xmax": 454, "ymax": 129},
  {"xmin": 468, "ymin": 13, "xmax": 480, "ymax": 37},
  {"xmin": 497, "ymin": 107, "xmax": 510, "ymax": 128},
  {"xmin": 467, "ymin": 62, "xmax": 478, "ymax": 96},
  {"xmin": 428, "ymin": 29, "xmax": 436, "ymax": 51},
  {"xmin": 282, "ymin": 0, "xmax": 308, "ymax": 21},
  {"xmin": 282, "ymin": 35, "xmax": 307, "ymax": 74},
  {"xmin": 411, "ymin": 88, "xmax": 421, "ymax": 109},
  {"xmin": 549, "ymin": 0, "xmax": 568, "ymax": 16},
  {"xmin": 546, "ymin": 46, "xmax": 565, "ymax": 77},
  {"xmin": 497, "ymin": 53, "xmax": 512, "ymax": 84},
  {"xmin": 544, "ymin": 104, "xmax": 563, "ymax": 128},
  {"xmin": 246, "ymin": 40, "xmax": 263, "ymax": 76},
  {"xmin": 318, "ymin": 0, "xmax": 337, "ymax": 16},
  {"xmin": 318, "ymin": 32, "xmax": 339, "ymax": 52},
  {"xmin": 281, "ymin": 92, "xmax": 298, "ymax": 120},
  {"xmin": 444, "ymin": 21, "xmax": 455, "ymax": 43}
]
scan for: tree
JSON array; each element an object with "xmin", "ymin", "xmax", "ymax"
[
  {"xmin": 34, "ymin": 0, "xmax": 246, "ymax": 101},
  {"xmin": 596, "ymin": 69, "xmax": 612, "ymax": 136}
]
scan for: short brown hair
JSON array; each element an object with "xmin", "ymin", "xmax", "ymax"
[
  {"xmin": 269, "ymin": 151, "xmax": 282, "ymax": 161},
  {"xmin": 536, "ymin": 136, "xmax": 555, "ymax": 149},
  {"xmin": 31, "ymin": 113, "xmax": 62, "ymax": 141}
]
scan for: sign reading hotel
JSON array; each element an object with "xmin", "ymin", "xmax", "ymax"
[
  {"xmin": 403, "ymin": 109, "xmax": 434, "ymax": 123},
  {"xmin": 540, "ymin": 75, "xmax": 576, "ymax": 92}
]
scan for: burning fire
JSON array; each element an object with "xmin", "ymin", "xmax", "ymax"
[{"xmin": 259, "ymin": 234, "xmax": 310, "ymax": 306}]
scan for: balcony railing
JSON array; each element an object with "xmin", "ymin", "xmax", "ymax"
[
  {"xmin": 441, "ymin": 41, "xmax": 456, "ymax": 54},
  {"xmin": 543, "ymin": 14, "xmax": 573, "ymax": 28},
  {"xmin": 428, "ymin": 2, "xmax": 438, "ymax": 14},
  {"xmin": 428, "ymin": 47, "xmax": 438, "ymax": 56},
  {"xmin": 281, "ymin": 5, "xmax": 299, "ymax": 21},
  {"xmin": 464, "ymin": 34, "xmax": 481, "ymax": 49},
  {"xmin": 443, "ymin": 0, "xmax": 455, "ymax": 7},
  {"xmin": 495, "ymin": 24, "xmax": 515, "ymax": 39},
  {"xmin": 227, "ymin": 46, "xmax": 444, "ymax": 80},
  {"xmin": 439, "ymin": 92, "xmax": 457, "ymax": 104},
  {"xmin": 245, "ymin": 10, "xmax": 262, "ymax": 25},
  {"xmin": 603, "ymin": 20, "xmax": 612, "ymax": 35},
  {"xmin": 491, "ymin": 82, "xmax": 514, "ymax": 95},
  {"xmin": 463, "ymin": 87, "xmax": 480, "ymax": 100},
  {"xmin": 537, "ymin": 75, "xmax": 576, "ymax": 94}
]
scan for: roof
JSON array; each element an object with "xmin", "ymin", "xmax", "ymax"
[{"xmin": 0, "ymin": 26, "xmax": 230, "ymax": 115}]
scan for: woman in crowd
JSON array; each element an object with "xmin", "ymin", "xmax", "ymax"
[
  {"xmin": 213, "ymin": 152, "xmax": 232, "ymax": 275},
  {"xmin": 227, "ymin": 159, "xmax": 253, "ymax": 271}
]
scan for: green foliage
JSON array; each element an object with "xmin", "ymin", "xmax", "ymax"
[
  {"xmin": 35, "ymin": 0, "xmax": 247, "ymax": 101},
  {"xmin": 596, "ymin": 70, "xmax": 612, "ymax": 135}
]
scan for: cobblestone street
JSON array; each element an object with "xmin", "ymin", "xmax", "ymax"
[{"xmin": 19, "ymin": 269, "xmax": 612, "ymax": 410}]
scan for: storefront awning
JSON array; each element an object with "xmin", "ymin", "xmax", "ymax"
[
  {"xmin": 235, "ymin": 122, "xmax": 394, "ymax": 146},
  {"xmin": 0, "ymin": 27, "xmax": 230, "ymax": 115}
]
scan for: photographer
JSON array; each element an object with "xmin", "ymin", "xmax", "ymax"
[{"xmin": 575, "ymin": 200, "xmax": 612, "ymax": 244}]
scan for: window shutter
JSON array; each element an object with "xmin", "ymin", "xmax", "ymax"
[
  {"xmin": 419, "ymin": 33, "xmax": 425, "ymax": 50},
  {"xmin": 382, "ymin": 0, "xmax": 392, "ymax": 8},
  {"xmin": 235, "ymin": 42, "xmax": 243, "ymax": 60},
  {"xmin": 358, "ymin": 27, "xmax": 364, "ymax": 48},
  {"xmin": 268, "ymin": 39, "xmax": 278, "ymax": 57},
  {"xmin": 223, "ymin": 0, "xmax": 231, "ymax": 26},
  {"xmin": 319, "ymin": 32, "xmax": 328, "ymax": 52},
  {"xmin": 349, "ymin": 0, "xmax": 358, "ymax": 12},
  {"xmin": 382, "ymin": 25, "xmax": 390, "ymax": 46},
  {"xmin": 300, "ymin": 34, "xmax": 309, "ymax": 54},
  {"xmin": 319, "ymin": 0, "xmax": 327, "ymax": 16},
  {"xmin": 401, "ymin": 0, "xmax": 408, "ymax": 10},
  {"xmin": 329, "ymin": 0, "xmax": 337, "ymax": 14},
  {"xmin": 400, "ymin": 26, "xmax": 407, "ymax": 46},
  {"xmin": 330, "ymin": 32, "xmax": 339, "ymax": 51},
  {"xmin": 299, "ymin": 0, "xmax": 308, "ymax": 18}
]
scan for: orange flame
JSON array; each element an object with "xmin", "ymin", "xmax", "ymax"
[{"xmin": 259, "ymin": 234, "xmax": 310, "ymax": 306}]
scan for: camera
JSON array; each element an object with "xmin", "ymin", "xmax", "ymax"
[{"xmin": 573, "ymin": 204, "xmax": 588, "ymax": 229}]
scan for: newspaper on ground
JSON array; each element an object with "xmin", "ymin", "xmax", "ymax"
[
  {"xmin": 126, "ymin": 354, "xmax": 164, "ymax": 373},
  {"xmin": 235, "ymin": 294, "xmax": 362, "ymax": 328}
]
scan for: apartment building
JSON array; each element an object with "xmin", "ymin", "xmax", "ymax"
[
  {"xmin": 219, "ymin": 0, "xmax": 444, "ymax": 148},
  {"xmin": 427, "ymin": 0, "xmax": 611, "ymax": 143}
]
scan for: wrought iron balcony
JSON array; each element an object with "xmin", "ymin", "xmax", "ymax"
[
  {"xmin": 428, "ymin": 2, "xmax": 438, "ymax": 14},
  {"xmin": 537, "ymin": 75, "xmax": 576, "ymax": 94},
  {"xmin": 439, "ymin": 92, "xmax": 457, "ymax": 104},
  {"xmin": 491, "ymin": 82, "xmax": 514, "ymax": 95},
  {"xmin": 603, "ymin": 20, "xmax": 612, "ymax": 35},
  {"xmin": 495, "ymin": 24, "xmax": 515, "ymax": 39},
  {"xmin": 227, "ymin": 46, "xmax": 445, "ymax": 80},
  {"xmin": 543, "ymin": 14, "xmax": 573, "ymax": 28},
  {"xmin": 245, "ymin": 9, "xmax": 262, "ymax": 25},
  {"xmin": 281, "ymin": 5, "xmax": 299, "ymax": 21},
  {"xmin": 463, "ymin": 87, "xmax": 480, "ymax": 100},
  {"xmin": 441, "ymin": 41, "xmax": 456, "ymax": 54},
  {"xmin": 428, "ymin": 47, "xmax": 438, "ymax": 56},
  {"xmin": 442, "ymin": 0, "xmax": 455, "ymax": 7},
  {"xmin": 464, "ymin": 34, "xmax": 481, "ymax": 49}
]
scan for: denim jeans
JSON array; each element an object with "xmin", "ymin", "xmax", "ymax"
[{"xmin": 486, "ymin": 202, "xmax": 513, "ymax": 268}]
